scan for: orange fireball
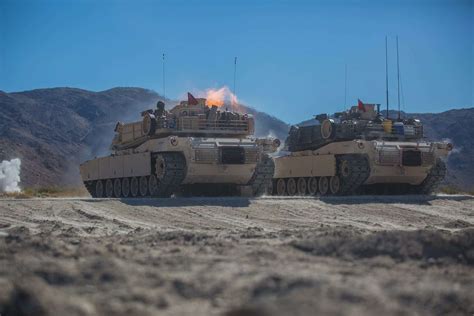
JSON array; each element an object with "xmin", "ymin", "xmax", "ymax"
[{"xmin": 204, "ymin": 86, "xmax": 238, "ymax": 108}]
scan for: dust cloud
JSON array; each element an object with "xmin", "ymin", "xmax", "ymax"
[
  {"xmin": 0, "ymin": 196, "xmax": 473, "ymax": 315},
  {"xmin": 0, "ymin": 158, "xmax": 21, "ymax": 193}
]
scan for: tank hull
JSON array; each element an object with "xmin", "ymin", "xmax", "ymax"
[
  {"xmin": 273, "ymin": 139, "xmax": 451, "ymax": 195},
  {"xmin": 80, "ymin": 136, "xmax": 274, "ymax": 197}
]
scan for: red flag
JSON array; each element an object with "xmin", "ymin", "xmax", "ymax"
[
  {"xmin": 187, "ymin": 92, "xmax": 198, "ymax": 105},
  {"xmin": 357, "ymin": 99, "xmax": 366, "ymax": 112}
]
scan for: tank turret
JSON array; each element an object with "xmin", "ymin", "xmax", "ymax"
[
  {"xmin": 111, "ymin": 93, "xmax": 255, "ymax": 151},
  {"xmin": 285, "ymin": 100, "xmax": 425, "ymax": 152}
]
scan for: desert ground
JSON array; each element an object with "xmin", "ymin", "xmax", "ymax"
[{"xmin": 0, "ymin": 195, "xmax": 473, "ymax": 316}]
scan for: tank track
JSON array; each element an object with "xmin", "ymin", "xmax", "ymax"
[
  {"xmin": 177, "ymin": 184, "xmax": 240, "ymax": 197},
  {"xmin": 84, "ymin": 181, "xmax": 95, "ymax": 197},
  {"xmin": 247, "ymin": 154, "xmax": 275, "ymax": 196},
  {"xmin": 337, "ymin": 154, "xmax": 370, "ymax": 195},
  {"xmin": 152, "ymin": 152, "xmax": 187, "ymax": 197},
  {"xmin": 83, "ymin": 152, "xmax": 186, "ymax": 198},
  {"xmin": 412, "ymin": 159, "xmax": 447, "ymax": 194}
]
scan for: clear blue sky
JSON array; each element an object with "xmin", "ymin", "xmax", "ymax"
[{"xmin": 1, "ymin": 0, "xmax": 472, "ymax": 123}]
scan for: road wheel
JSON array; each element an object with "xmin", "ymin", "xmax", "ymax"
[
  {"xmin": 139, "ymin": 176, "xmax": 149, "ymax": 197},
  {"xmin": 155, "ymin": 155, "xmax": 166, "ymax": 180},
  {"xmin": 318, "ymin": 177, "xmax": 329, "ymax": 195},
  {"xmin": 95, "ymin": 180, "xmax": 104, "ymax": 198},
  {"xmin": 113, "ymin": 178, "xmax": 122, "ymax": 198},
  {"xmin": 152, "ymin": 153, "xmax": 186, "ymax": 197},
  {"xmin": 276, "ymin": 178, "xmax": 286, "ymax": 196},
  {"xmin": 266, "ymin": 181, "xmax": 273, "ymax": 196},
  {"xmin": 122, "ymin": 178, "xmax": 130, "ymax": 198},
  {"xmin": 287, "ymin": 178, "xmax": 297, "ymax": 196},
  {"xmin": 336, "ymin": 155, "xmax": 370, "ymax": 195},
  {"xmin": 297, "ymin": 178, "xmax": 307, "ymax": 195},
  {"xmin": 149, "ymin": 174, "xmax": 159, "ymax": 196},
  {"xmin": 414, "ymin": 159, "xmax": 447, "ymax": 194},
  {"xmin": 329, "ymin": 176, "xmax": 341, "ymax": 195},
  {"xmin": 105, "ymin": 179, "xmax": 114, "ymax": 198},
  {"xmin": 307, "ymin": 177, "xmax": 318, "ymax": 195},
  {"xmin": 130, "ymin": 177, "xmax": 139, "ymax": 197},
  {"xmin": 340, "ymin": 159, "xmax": 350, "ymax": 177}
]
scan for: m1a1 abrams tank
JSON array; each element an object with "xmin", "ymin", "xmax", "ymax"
[
  {"xmin": 272, "ymin": 100, "xmax": 453, "ymax": 196},
  {"xmin": 80, "ymin": 93, "xmax": 280, "ymax": 198}
]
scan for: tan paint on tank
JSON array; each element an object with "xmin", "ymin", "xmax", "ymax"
[
  {"xmin": 183, "ymin": 163, "xmax": 255, "ymax": 184},
  {"xmin": 274, "ymin": 139, "xmax": 451, "ymax": 185},
  {"xmin": 81, "ymin": 136, "xmax": 269, "ymax": 184},
  {"xmin": 80, "ymin": 152, "xmax": 151, "ymax": 181},
  {"xmin": 274, "ymin": 155, "xmax": 335, "ymax": 178}
]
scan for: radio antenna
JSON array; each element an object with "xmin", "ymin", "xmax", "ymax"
[
  {"xmin": 385, "ymin": 36, "xmax": 390, "ymax": 119},
  {"xmin": 162, "ymin": 53, "xmax": 166, "ymax": 99},
  {"xmin": 344, "ymin": 63, "xmax": 347, "ymax": 108},
  {"xmin": 396, "ymin": 36, "xmax": 401, "ymax": 120},
  {"xmin": 233, "ymin": 57, "xmax": 237, "ymax": 97},
  {"xmin": 400, "ymin": 69, "xmax": 406, "ymax": 113}
]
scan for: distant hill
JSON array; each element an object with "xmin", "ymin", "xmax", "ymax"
[
  {"xmin": 0, "ymin": 88, "xmax": 159, "ymax": 186},
  {"xmin": 0, "ymin": 87, "xmax": 288, "ymax": 187},
  {"xmin": 0, "ymin": 87, "xmax": 471, "ymax": 190}
]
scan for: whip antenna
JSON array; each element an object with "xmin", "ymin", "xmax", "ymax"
[
  {"xmin": 344, "ymin": 63, "xmax": 347, "ymax": 108},
  {"xmin": 396, "ymin": 36, "xmax": 401, "ymax": 120},
  {"xmin": 233, "ymin": 57, "xmax": 237, "ymax": 97},
  {"xmin": 385, "ymin": 36, "xmax": 390, "ymax": 119},
  {"xmin": 400, "ymin": 69, "xmax": 406, "ymax": 112},
  {"xmin": 162, "ymin": 53, "xmax": 166, "ymax": 99}
]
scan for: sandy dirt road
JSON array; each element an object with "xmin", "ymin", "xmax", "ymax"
[{"xmin": 1, "ymin": 195, "xmax": 473, "ymax": 316}]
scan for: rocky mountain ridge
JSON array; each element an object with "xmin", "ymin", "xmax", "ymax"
[{"xmin": 0, "ymin": 87, "xmax": 472, "ymax": 190}]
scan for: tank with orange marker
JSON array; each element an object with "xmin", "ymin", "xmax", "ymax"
[{"xmin": 272, "ymin": 100, "xmax": 453, "ymax": 196}]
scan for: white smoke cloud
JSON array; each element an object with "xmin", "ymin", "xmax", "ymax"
[{"xmin": 0, "ymin": 158, "xmax": 22, "ymax": 193}]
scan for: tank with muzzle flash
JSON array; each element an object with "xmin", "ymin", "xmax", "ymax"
[
  {"xmin": 111, "ymin": 94, "xmax": 258, "ymax": 150},
  {"xmin": 81, "ymin": 92, "xmax": 279, "ymax": 198}
]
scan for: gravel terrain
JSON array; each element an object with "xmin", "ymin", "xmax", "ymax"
[{"xmin": 1, "ymin": 195, "xmax": 473, "ymax": 316}]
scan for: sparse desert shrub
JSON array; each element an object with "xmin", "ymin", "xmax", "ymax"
[
  {"xmin": 438, "ymin": 185, "xmax": 474, "ymax": 195},
  {"xmin": 439, "ymin": 185, "xmax": 462, "ymax": 195},
  {"xmin": 0, "ymin": 186, "xmax": 89, "ymax": 198}
]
